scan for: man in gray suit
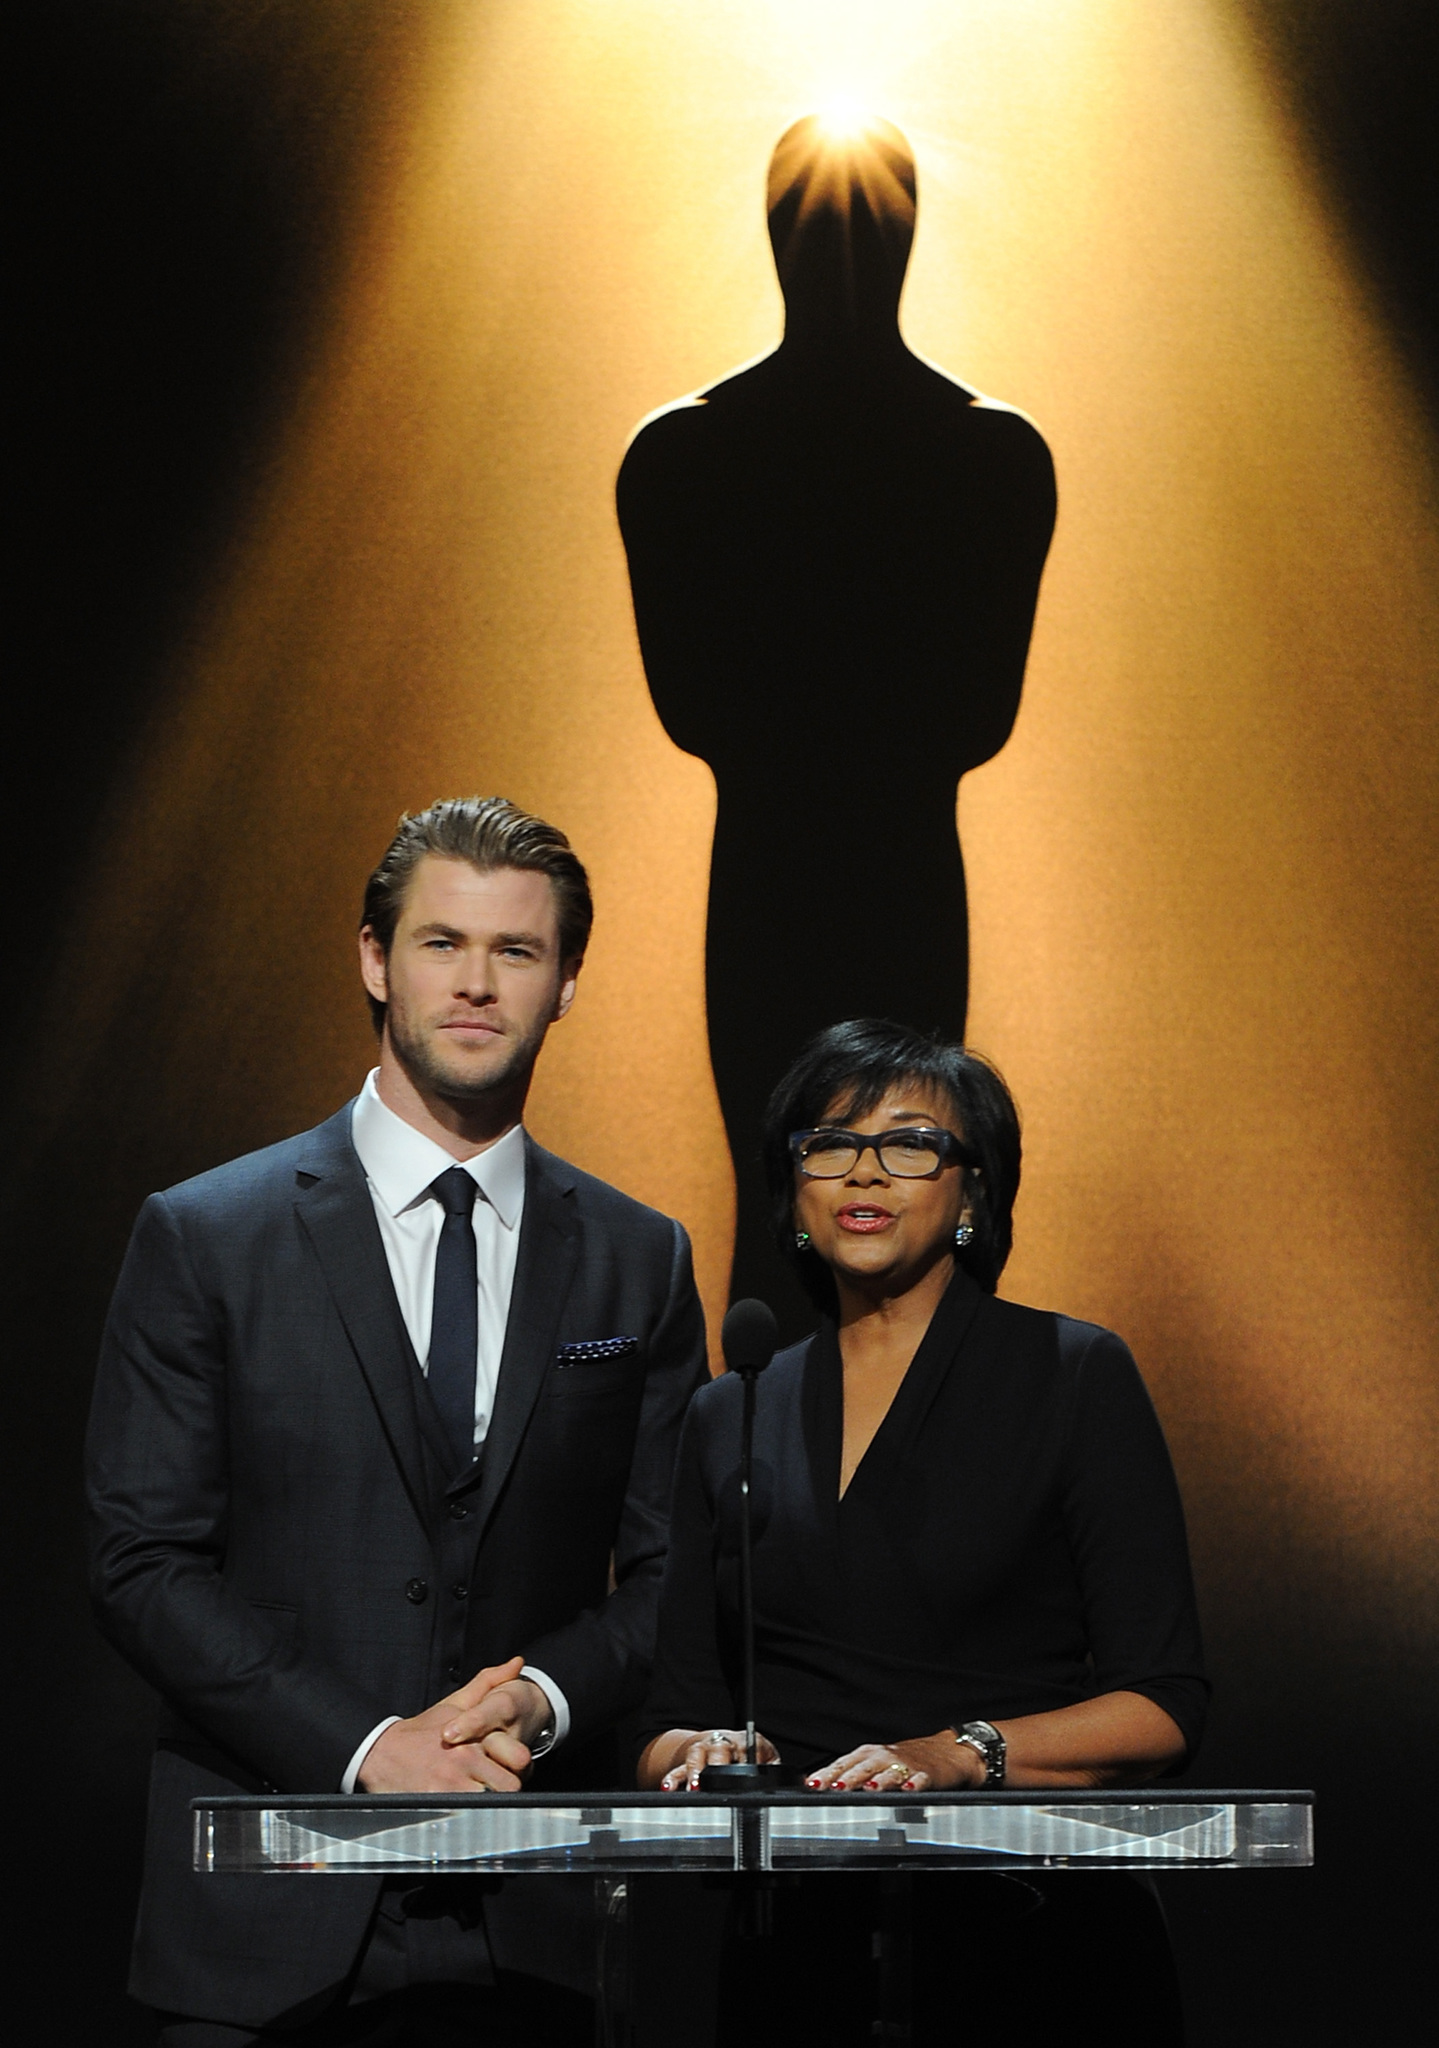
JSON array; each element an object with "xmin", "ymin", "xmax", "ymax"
[{"xmin": 86, "ymin": 796, "xmax": 709, "ymax": 2045}]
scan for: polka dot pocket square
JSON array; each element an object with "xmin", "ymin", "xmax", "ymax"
[{"xmin": 554, "ymin": 1336, "xmax": 640, "ymax": 1367}]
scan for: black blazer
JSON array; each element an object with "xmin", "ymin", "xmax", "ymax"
[
  {"xmin": 642, "ymin": 1270, "xmax": 1207, "ymax": 1776},
  {"xmin": 86, "ymin": 1103, "xmax": 707, "ymax": 2026}
]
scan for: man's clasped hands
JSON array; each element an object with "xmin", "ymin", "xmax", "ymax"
[{"xmin": 357, "ymin": 1656, "xmax": 552, "ymax": 1794}]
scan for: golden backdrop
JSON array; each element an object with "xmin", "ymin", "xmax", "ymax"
[{"xmin": 26, "ymin": 0, "xmax": 1438, "ymax": 1655}]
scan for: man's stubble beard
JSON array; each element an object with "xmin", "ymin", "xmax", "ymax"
[{"xmin": 385, "ymin": 1000, "xmax": 548, "ymax": 1108}]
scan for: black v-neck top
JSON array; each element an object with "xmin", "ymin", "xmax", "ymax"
[{"xmin": 641, "ymin": 1272, "xmax": 1208, "ymax": 1775}]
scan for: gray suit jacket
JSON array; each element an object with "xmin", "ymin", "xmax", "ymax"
[{"xmin": 86, "ymin": 1102, "xmax": 707, "ymax": 2026}]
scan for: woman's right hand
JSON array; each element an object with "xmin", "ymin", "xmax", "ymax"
[{"xmin": 656, "ymin": 1728, "xmax": 782, "ymax": 1790}]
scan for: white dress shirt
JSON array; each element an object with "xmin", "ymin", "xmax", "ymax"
[
  {"xmin": 351, "ymin": 1070, "xmax": 526, "ymax": 1448},
  {"xmin": 340, "ymin": 1071, "xmax": 569, "ymax": 1790}
]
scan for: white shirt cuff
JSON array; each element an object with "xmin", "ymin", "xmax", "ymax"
[
  {"xmin": 342, "ymin": 1716, "xmax": 402, "ymax": 1793},
  {"xmin": 520, "ymin": 1665, "xmax": 570, "ymax": 1756}
]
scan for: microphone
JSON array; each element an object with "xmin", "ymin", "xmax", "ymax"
[
  {"xmin": 722, "ymin": 1296, "xmax": 779, "ymax": 1377},
  {"xmin": 698, "ymin": 1299, "xmax": 793, "ymax": 1789}
]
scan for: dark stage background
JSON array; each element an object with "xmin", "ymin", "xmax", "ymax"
[{"xmin": 7, "ymin": 3, "xmax": 1438, "ymax": 2040}]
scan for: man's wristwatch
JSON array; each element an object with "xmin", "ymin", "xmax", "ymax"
[
  {"xmin": 953, "ymin": 1719, "xmax": 1007, "ymax": 1785},
  {"xmin": 527, "ymin": 1704, "xmax": 558, "ymax": 1760}
]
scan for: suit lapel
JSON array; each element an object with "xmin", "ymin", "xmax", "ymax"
[
  {"xmin": 292, "ymin": 1105, "xmax": 449, "ymax": 1531},
  {"xmin": 470, "ymin": 1136, "xmax": 581, "ymax": 1535}
]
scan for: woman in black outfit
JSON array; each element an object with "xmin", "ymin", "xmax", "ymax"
[{"xmin": 638, "ymin": 1020, "xmax": 1207, "ymax": 2046}]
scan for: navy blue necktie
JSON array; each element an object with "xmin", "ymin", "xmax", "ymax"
[{"xmin": 428, "ymin": 1167, "xmax": 479, "ymax": 1472}]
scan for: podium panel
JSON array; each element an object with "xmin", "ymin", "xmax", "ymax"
[{"xmin": 194, "ymin": 1789, "xmax": 1312, "ymax": 1876}]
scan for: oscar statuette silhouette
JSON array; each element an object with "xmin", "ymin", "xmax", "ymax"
[{"xmin": 619, "ymin": 116, "xmax": 1055, "ymax": 1330}]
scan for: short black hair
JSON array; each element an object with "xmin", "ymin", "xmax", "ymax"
[
  {"xmin": 762, "ymin": 1018, "xmax": 1022, "ymax": 1312},
  {"xmin": 360, "ymin": 795, "xmax": 592, "ymax": 1034}
]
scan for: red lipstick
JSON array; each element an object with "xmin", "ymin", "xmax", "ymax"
[{"xmin": 835, "ymin": 1203, "xmax": 894, "ymax": 1234}]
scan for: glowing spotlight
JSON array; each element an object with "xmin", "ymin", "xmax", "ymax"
[{"xmin": 814, "ymin": 94, "xmax": 876, "ymax": 143}]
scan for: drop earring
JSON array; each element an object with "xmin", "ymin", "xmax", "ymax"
[
  {"xmin": 954, "ymin": 1222, "xmax": 974, "ymax": 1248},
  {"xmin": 795, "ymin": 1230, "xmax": 811, "ymax": 1250}
]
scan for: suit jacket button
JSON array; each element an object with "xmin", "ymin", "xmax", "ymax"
[
  {"xmin": 405, "ymin": 1578, "xmax": 429, "ymax": 1604},
  {"xmin": 451, "ymin": 1582, "xmax": 469, "ymax": 1601},
  {"xmin": 448, "ymin": 1662, "xmax": 463, "ymax": 1683},
  {"xmin": 447, "ymin": 1501, "xmax": 471, "ymax": 1521}
]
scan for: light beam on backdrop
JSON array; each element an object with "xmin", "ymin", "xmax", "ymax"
[
  {"xmin": 813, "ymin": 95, "xmax": 878, "ymax": 142},
  {"xmin": 19, "ymin": 0, "xmax": 1439, "ymax": 1666}
]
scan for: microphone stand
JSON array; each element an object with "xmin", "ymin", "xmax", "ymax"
[
  {"xmin": 699, "ymin": 1299, "xmax": 794, "ymax": 1790},
  {"xmin": 738, "ymin": 1362, "xmax": 760, "ymax": 1766}
]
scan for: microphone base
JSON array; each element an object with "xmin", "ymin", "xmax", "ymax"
[{"xmin": 696, "ymin": 1761, "xmax": 802, "ymax": 1789}]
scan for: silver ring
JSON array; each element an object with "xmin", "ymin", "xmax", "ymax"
[{"xmin": 704, "ymin": 1730, "xmax": 731, "ymax": 1746}]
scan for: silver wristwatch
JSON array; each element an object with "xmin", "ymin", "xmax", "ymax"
[{"xmin": 954, "ymin": 1719, "xmax": 1006, "ymax": 1785}]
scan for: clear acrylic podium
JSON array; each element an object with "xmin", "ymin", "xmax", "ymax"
[{"xmin": 195, "ymin": 1789, "xmax": 1312, "ymax": 2043}]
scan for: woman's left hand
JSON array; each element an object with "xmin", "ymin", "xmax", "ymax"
[{"xmin": 805, "ymin": 1731, "xmax": 985, "ymax": 1793}]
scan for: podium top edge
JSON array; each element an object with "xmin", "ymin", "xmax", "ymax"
[{"xmin": 192, "ymin": 1788, "xmax": 1315, "ymax": 1811}]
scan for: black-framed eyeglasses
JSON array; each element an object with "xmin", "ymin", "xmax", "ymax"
[{"xmin": 789, "ymin": 1126, "xmax": 977, "ymax": 1181}]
